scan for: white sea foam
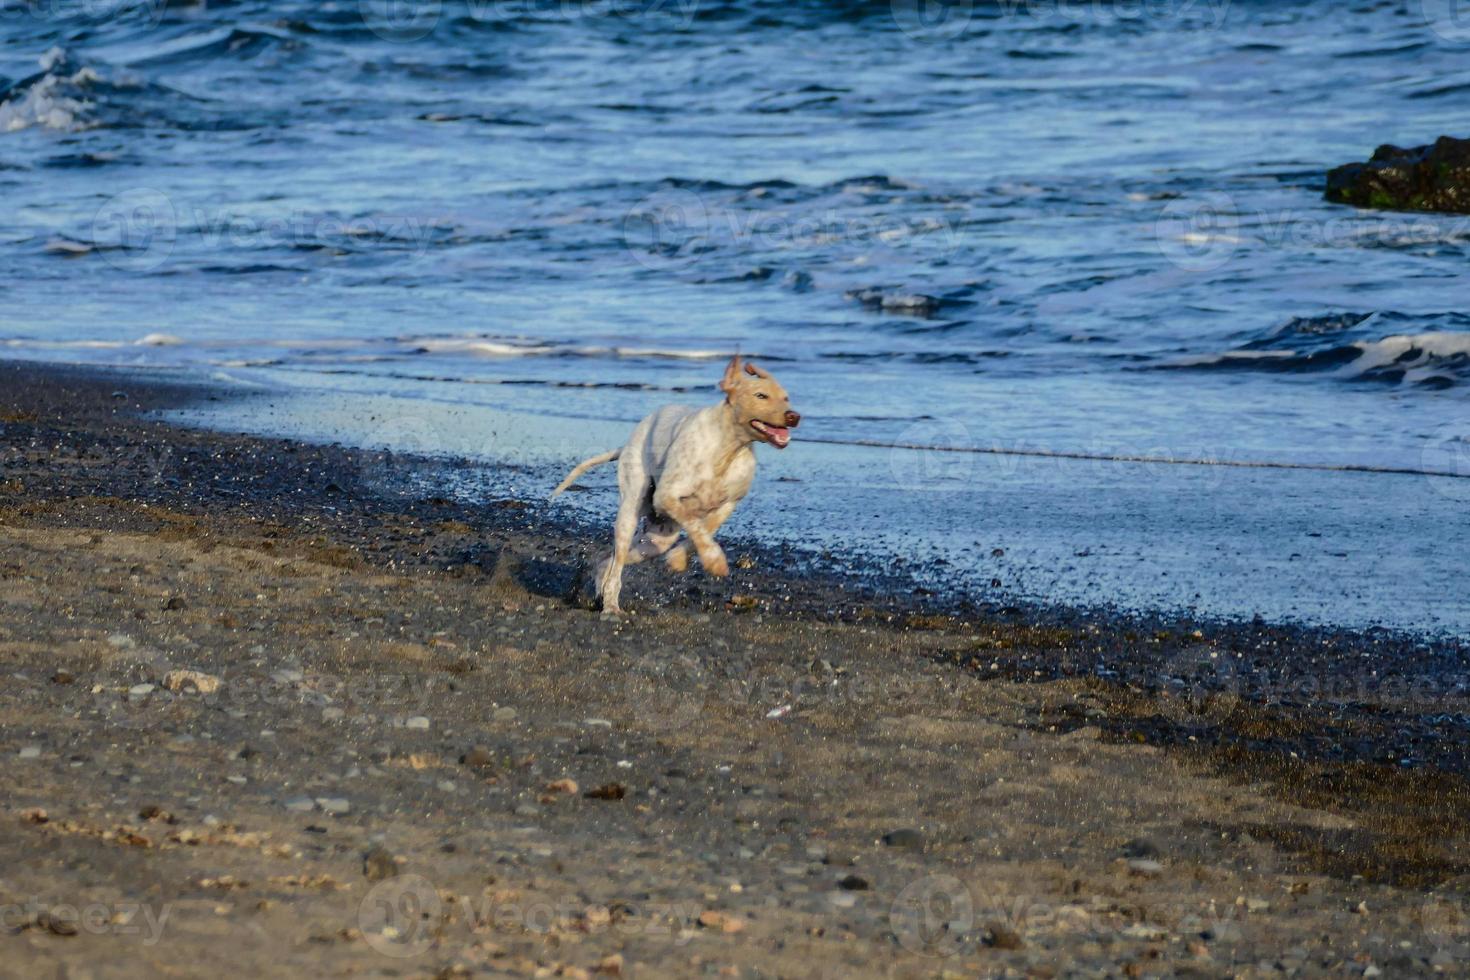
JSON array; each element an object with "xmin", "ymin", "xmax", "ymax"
[
  {"xmin": 0, "ymin": 51, "xmax": 101, "ymax": 133},
  {"xmin": 2, "ymin": 338, "xmax": 126, "ymax": 349},
  {"xmin": 135, "ymin": 333, "xmax": 185, "ymax": 346},
  {"xmin": 1344, "ymin": 331, "xmax": 1470, "ymax": 382},
  {"xmin": 1165, "ymin": 332, "xmax": 1470, "ymax": 385},
  {"xmin": 413, "ymin": 338, "xmax": 556, "ymax": 357}
]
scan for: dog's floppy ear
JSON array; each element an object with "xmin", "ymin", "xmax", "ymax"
[
  {"xmin": 743, "ymin": 362, "xmax": 770, "ymax": 379},
  {"xmin": 719, "ymin": 353, "xmax": 742, "ymax": 394}
]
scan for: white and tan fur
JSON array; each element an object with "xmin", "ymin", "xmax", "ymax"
[{"xmin": 549, "ymin": 355, "xmax": 800, "ymax": 614}]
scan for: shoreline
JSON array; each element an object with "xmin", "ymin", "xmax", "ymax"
[{"xmin": 1, "ymin": 358, "xmax": 1468, "ymax": 975}]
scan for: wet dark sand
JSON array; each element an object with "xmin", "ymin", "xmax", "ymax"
[{"xmin": 1, "ymin": 360, "xmax": 1467, "ymax": 977}]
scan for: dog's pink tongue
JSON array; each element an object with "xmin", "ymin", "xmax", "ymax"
[{"xmin": 768, "ymin": 426, "xmax": 790, "ymax": 448}]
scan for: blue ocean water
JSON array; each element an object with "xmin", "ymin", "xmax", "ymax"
[{"xmin": 2, "ymin": 0, "xmax": 1468, "ymax": 628}]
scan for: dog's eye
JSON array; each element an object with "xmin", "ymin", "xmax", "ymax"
[{"xmin": 755, "ymin": 392, "xmax": 768, "ymax": 400}]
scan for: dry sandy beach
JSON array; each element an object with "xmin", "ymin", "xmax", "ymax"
[{"xmin": 1, "ymin": 361, "xmax": 1468, "ymax": 978}]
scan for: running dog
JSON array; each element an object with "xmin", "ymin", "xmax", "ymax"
[{"xmin": 549, "ymin": 355, "xmax": 800, "ymax": 614}]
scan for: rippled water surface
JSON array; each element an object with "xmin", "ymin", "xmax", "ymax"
[{"xmin": 3, "ymin": 0, "xmax": 1468, "ymax": 627}]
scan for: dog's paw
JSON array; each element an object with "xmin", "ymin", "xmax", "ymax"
[
  {"xmin": 664, "ymin": 544, "xmax": 689, "ymax": 574},
  {"xmin": 700, "ymin": 549, "xmax": 729, "ymax": 578}
]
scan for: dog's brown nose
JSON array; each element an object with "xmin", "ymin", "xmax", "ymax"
[{"xmin": 784, "ymin": 410, "xmax": 801, "ymax": 428}]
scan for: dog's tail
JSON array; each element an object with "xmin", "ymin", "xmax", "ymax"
[{"xmin": 548, "ymin": 448, "xmax": 621, "ymax": 501}]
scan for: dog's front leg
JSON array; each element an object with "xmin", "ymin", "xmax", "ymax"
[{"xmin": 654, "ymin": 490, "xmax": 728, "ymax": 578}]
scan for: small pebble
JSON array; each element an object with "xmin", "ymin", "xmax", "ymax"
[
  {"xmin": 316, "ymin": 797, "xmax": 351, "ymax": 815},
  {"xmin": 404, "ymin": 716, "xmax": 430, "ymax": 730},
  {"xmin": 18, "ymin": 746, "xmax": 41, "ymax": 760},
  {"xmin": 492, "ymin": 707, "xmax": 517, "ymax": 722},
  {"xmin": 128, "ymin": 683, "xmax": 155, "ymax": 698},
  {"xmin": 1128, "ymin": 859, "xmax": 1165, "ymax": 877},
  {"xmin": 163, "ymin": 669, "xmax": 221, "ymax": 695},
  {"xmin": 363, "ymin": 845, "xmax": 399, "ymax": 881},
  {"xmin": 986, "ymin": 923, "xmax": 1025, "ymax": 950},
  {"xmin": 283, "ymin": 796, "xmax": 315, "ymax": 813},
  {"xmin": 881, "ymin": 828, "xmax": 924, "ymax": 850},
  {"xmin": 460, "ymin": 747, "xmax": 495, "ymax": 768}
]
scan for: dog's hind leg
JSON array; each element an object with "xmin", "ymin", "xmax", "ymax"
[
  {"xmin": 597, "ymin": 496, "xmax": 640, "ymax": 615},
  {"xmin": 597, "ymin": 457, "xmax": 654, "ymax": 616}
]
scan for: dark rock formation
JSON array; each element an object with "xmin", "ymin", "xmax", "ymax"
[{"xmin": 1325, "ymin": 136, "xmax": 1470, "ymax": 213}]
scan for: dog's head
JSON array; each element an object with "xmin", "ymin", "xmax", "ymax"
[{"xmin": 720, "ymin": 354, "xmax": 800, "ymax": 449}]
